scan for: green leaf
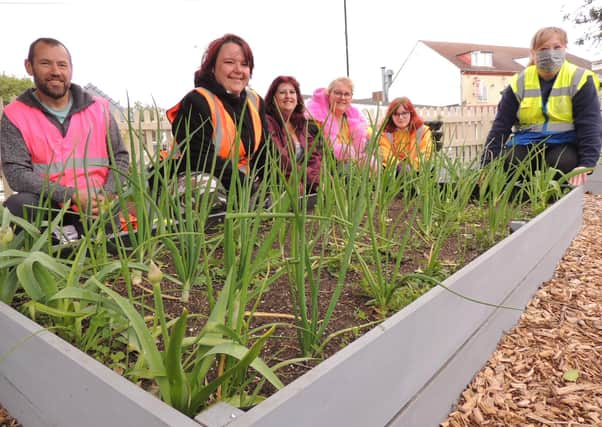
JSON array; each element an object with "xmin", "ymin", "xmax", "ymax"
[
  {"xmin": 22, "ymin": 301, "xmax": 89, "ymax": 318},
  {"xmin": 93, "ymin": 279, "xmax": 171, "ymax": 403},
  {"xmin": 188, "ymin": 326, "xmax": 277, "ymax": 414},
  {"xmin": 563, "ymin": 368, "xmax": 580, "ymax": 382},
  {"xmin": 203, "ymin": 341, "xmax": 284, "ymax": 390},
  {"xmin": 165, "ymin": 309, "xmax": 190, "ymax": 412},
  {"xmin": 0, "ymin": 269, "xmax": 19, "ymax": 304},
  {"xmin": 49, "ymin": 287, "xmax": 103, "ymax": 304},
  {"xmin": 16, "ymin": 252, "xmax": 69, "ymax": 302}
]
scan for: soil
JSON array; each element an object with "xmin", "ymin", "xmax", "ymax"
[
  {"xmin": 6, "ymin": 194, "xmax": 597, "ymax": 424},
  {"xmin": 0, "ymin": 196, "xmax": 511, "ymax": 417},
  {"xmin": 108, "ymin": 196, "xmax": 498, "ymax": 399},
  {"xmin": 442, "ymin": 192, "xmax": 602, "ymax": 426}
]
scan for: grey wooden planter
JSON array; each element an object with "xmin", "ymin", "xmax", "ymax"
[{"xmin": 0, "ymin": 188, "xmax": 584, "ymax": 427}]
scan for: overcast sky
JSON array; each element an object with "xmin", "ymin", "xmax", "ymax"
[{"xmin": 0, "ymin": 0, "xmax": 596, "ymax": 108}]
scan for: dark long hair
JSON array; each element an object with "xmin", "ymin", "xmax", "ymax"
[
  {"xmin": 383, "ymin": 97, "xmax": 424, "ymax": 133},
  {"xmin": 264, "ymin": 75, "xmax": 307, "ymax": 130},
  {"xmin": 194, "ymin": 33, "xmax": 254, "ymax": 87}
]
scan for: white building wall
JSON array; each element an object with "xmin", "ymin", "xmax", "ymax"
[{"xmin": 387, "ymin": 42, "xmax": 461, "ymax": 106}]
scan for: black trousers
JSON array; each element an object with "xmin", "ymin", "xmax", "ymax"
[
  {"xmin": 503, "ymin": 143, "xmax": 578, "ymax": 175},
  {"xmin": 3, "ymin": 192, "xmax": 119, "ymax": 236}
]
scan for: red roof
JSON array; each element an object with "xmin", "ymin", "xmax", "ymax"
[{"xmin": 421, "ymin": 40, "xmax": 592, "ymax": 74}]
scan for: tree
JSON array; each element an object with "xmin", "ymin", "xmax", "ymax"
[
  {"xmin": 0, "ymin": 74, "xmax": 34, "ymax": 103},
  {"xmin": 564, "ymin": 0, "xmax": 602, "ymax": 46}
]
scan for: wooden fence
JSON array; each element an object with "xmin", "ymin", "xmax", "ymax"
[
  {"xmin": 361, "ymin": 104, "xmax": 496, "ymax": 164},
  {"xmin": 126, "ymin": 104, "xmax": 494, "ymax": 164},
  {"xmin": 113, "ymin": 108, "xmax": 173, "ymax": 160},
  {"xmin": 0, "ymin": 100, "xmax": 494, "ymax": 200}
]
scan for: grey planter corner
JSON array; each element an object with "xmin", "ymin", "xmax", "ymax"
[
  {"xmin": 584, "ymin": 164, "xmax": 602, "ymax": 194},
  {"xmin": 0, "ymin": 187, "xmax": 584, "ymax": 427}
]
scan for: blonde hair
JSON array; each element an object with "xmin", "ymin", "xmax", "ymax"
[
  {"xmin": 528, "ymin": 27, "xmax": 568, "ymax": 66},
  {"xmin": 327, "ymin": 76, "xmax": 354, "ymax": 94},
  {"xmin": 530, "ymin": 27, "xmax": 568, "ymax": 50}
]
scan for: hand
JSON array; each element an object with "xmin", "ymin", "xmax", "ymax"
[
  {"xmin": 568, "ymin": 166, "xmax": 589, "ymax": 187},
  {"xmin": 71, "ymin": 189, "xmax": 106, "ymax": 218},
  {"xmin": 251, "ymin": 178, "xmax": 262, "ymax": 194}
]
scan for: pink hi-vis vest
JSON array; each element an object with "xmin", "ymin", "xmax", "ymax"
[{"xmin": 3, "ymin": 97, "xmax": 110, "ymax": 190}]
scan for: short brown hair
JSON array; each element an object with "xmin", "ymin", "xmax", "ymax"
[{"xmin": 28, "ymin": 37, "xmax": 72, "ymax": 65}]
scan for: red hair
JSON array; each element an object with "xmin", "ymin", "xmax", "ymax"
[
  {"xmin": 383, "ymin": 97, "xmax": 424, "ymax": 133},
  {"xmin": 264, "ymin": 75, "xmax": 307, "ymax": 129}
]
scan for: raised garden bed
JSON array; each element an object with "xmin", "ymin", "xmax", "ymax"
[{"xmin": 0, "ymin": 187, "xmax": 583, "ymax": 427}]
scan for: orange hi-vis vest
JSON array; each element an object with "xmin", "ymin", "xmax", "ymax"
[
  {"xmin": 167, "ymin": 87, "xmax": 262, "ymax": 173},
  {"xmin": 3, "ymin": 97, "xmax": 110, "ymax": 190}
]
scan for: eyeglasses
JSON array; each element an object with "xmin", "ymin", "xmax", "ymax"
[
  {"xmin": 332, "ymin": 90, "xmax": 353, "ymax": 99},
  {"xmin": 393, "ymin": 111, "xmax": 411, "ymax": 118}
]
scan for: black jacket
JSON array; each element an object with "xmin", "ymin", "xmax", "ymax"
[{"xmin": 169, "ymin": 76, "xmax": 269, "ymax": 190}]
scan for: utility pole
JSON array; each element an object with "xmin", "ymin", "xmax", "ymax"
[{"xmin": 343, "ymin": 0, "xmax": 350, "ymax": 76}]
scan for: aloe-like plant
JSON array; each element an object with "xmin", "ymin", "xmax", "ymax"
[{"xmin": 91, "ymin": 265, "xmax": 283, "ymax": 416}]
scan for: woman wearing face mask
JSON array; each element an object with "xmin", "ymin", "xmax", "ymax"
[
  {"xmin": 378, "ymin": 97, "xmax": 433, "ymax": 171},
  {"xmin": 481, "ymin": 27, "xmax": 601, "ymax": 186},
  {"xmin": 165, "ymin": 33, "xmax": 268, "ymax": 193}
]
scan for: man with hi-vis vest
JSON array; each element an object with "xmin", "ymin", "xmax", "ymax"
[{"xmin": 1, "ymin": 37, "xmax": 129, "ymax": 239}]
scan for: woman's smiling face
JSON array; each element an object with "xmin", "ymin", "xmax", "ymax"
[
  {"xmin": 213, "ymin": 42, "xmax": 250, "ymax": 96},
  {"xmin": 391, "ymin": 105, "xmax": 411, "ymax": 130}
]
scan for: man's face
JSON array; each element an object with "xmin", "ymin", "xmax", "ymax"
[{"xmin": 25, "ymin": 42, "xmax": 72, "ymax": 101}]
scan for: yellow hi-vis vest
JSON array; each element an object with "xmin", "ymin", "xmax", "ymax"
[{"xmin": 510, "ymin": 61, "xmax": 600, "ymax": 136}]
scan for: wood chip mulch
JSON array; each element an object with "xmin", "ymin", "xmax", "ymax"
[
  {"xmin": 443, "ymin": 192, "xmax": 602, "ymax": 427},
  {"xmin": 0, "ymin": 404, "xmax": 21, "ymax": 427}
]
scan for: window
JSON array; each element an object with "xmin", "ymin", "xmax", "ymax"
[
  {"xmin": 472, "ymin": 77, "xmax": 488, "ymax": 102},
  {"xmin": 470, "ymin": 51, "xmax": 493, "ymax": 67}
]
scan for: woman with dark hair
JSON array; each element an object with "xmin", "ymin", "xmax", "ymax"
[
  {"xmin": 264, "ymin": 76, "xmax": 321, "ymax": 193},
  {"xmin": 165, "ymin": 33, "xmax": 268, "ymax": 192},
  {"xmin": 378, "ymin": 97, "xmax": 433, "ymax": 170}
]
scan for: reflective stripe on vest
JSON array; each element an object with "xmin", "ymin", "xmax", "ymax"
[
  {"xmin": 510, "ymin": 61, "xmax": 599, "ymax": 134},
  {"xmin": 3, "ymin": 97, "xmax": 110, "ymax": 190},
  {"xmin": 167, "ymin": 88, "xmax": 262, "ymax": 173}
]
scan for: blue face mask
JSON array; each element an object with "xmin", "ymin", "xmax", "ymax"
[{"xmin": 536, "ymin": 49, "xmax": 566, "ymax": 73}]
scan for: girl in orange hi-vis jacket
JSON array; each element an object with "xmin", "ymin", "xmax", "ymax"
[{"xmin": 378, "ymin": 97, "xmax": 433, "ymax": 171}]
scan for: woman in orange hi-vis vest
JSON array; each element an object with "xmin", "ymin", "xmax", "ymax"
[{"xmin": 165, "ymin": 34, "xmax": 269, "ymax": 192}]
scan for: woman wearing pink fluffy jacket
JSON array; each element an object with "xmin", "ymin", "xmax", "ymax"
[{"xmin": 305, "ymin": 77, "xmax": 370, "ymax": 163}]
